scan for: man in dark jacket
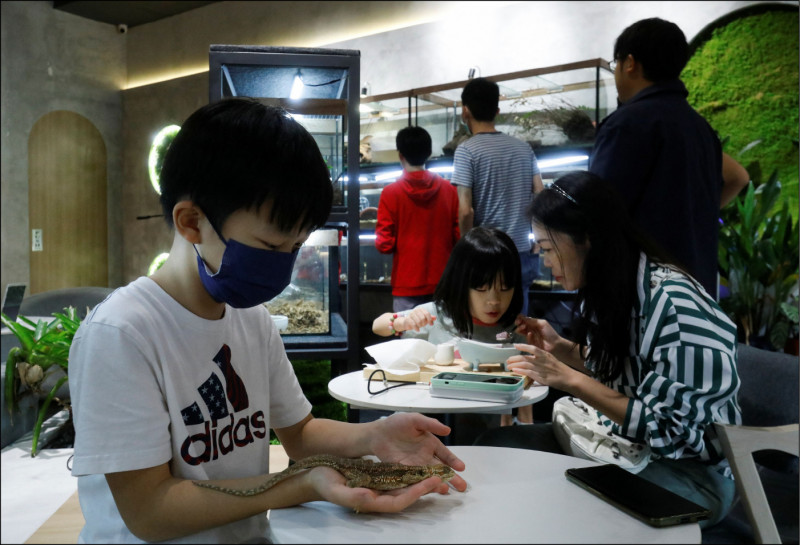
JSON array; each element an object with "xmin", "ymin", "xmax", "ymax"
[{"xmin": 589, "ymin": 17, "xmax": 748, "ymax": 298}]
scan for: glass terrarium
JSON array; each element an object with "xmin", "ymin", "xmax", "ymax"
[
  {"xmin": 359, "ymin": 58, "xmax": 616, "ymax": 180},
  {"xmin": 209, "ymin": 46, "xmax": 361, "ymax": 370},
  {"xmin": 265, "ymin": 229, "xmax": 338, "ymax": 335}
]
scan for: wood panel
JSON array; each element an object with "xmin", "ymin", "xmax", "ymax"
[{"xmin": 28, "ymin": 111, "xmax": 108, "ymax": 294}]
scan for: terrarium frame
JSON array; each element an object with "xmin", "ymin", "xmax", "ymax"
[{"xmin": 208, "ymin": 46, "xmax": 362, "ymax": 374}]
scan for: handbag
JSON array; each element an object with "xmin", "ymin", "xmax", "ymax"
[{"xmin": 552, "ymin": 396, "xmax": 651, "ymax": 473}]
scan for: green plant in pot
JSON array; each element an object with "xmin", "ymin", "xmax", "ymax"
[
  {"xmin": 1, "ymin": 307, "xmax": 81, "ymax": 456},
  {"xmin": 718, "ymin": 169, "xmax": 800, "ymax": 350}
]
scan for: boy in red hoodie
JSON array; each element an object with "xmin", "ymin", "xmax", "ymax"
[{"xmin": 376, "ymin": 126, "xmax": 460, "ymax": 312}]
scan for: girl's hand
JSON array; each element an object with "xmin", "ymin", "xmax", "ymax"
[
  {"xmin": 398, "ymin": 308, "xmax": 436, "ymax": 333},
  {"xmin": 307, "ymin": 465, "xmax": 447, "ymax": 513},
  {"xmin": 513, "ymin": 316, "xmax": 564, "ymax": 352},
  {"xmin": 507, "ymin": 343, "xmax": 581, "ymax": 392}
]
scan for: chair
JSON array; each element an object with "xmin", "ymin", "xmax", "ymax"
[
  {"xmin": 18, "ymin": 286, "xmax": 115, "ymax": 320},
  {"xmin": 703, "ymin": 343, "xmax": 799, "ymax": 544},
  {"xmin": 715, "ymin": 423, "xmax": 799, "ymax": 544}
]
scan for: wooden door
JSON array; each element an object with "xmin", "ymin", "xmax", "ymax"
[{"xmin": 28, "ymin": 111, "xmax": 108, "ymax": 294}]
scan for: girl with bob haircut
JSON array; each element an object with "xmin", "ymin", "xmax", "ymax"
[
  {"xmin": 373, "ymin": 226, "xmax": 523, "ymax": 344},
  {"xmin": 373, "ymin": 226, "xmax": 532, "ymax": 425},
  {"xmin": 474, "ymin": 171, "xmax": 742, "ymax": 527}
]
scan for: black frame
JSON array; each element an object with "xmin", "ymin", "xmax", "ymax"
[{"xmin": 209, "ymin": 45, "xmax": 361, "ymax": 376}]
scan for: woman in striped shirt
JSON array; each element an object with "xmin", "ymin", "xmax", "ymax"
[{"xmin": 474, "ymin": 170, "xmax": 741, "ymax": 527}]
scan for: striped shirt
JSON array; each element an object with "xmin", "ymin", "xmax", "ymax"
[
  {"xmin": 451, "ymin": 132, "xmax": 540, "ymax": 252},
  {"xmin": 589, "ymin": 254, "xmax": 741, "ymax": 477}
]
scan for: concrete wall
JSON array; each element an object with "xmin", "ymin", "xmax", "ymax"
[
  {"xmin": 1, "ymin": 1, "xmax": 125, "ymax": 297},
  {"xmin": 2, "ymin": 1, "xmax": 788, "ymax": 292}
]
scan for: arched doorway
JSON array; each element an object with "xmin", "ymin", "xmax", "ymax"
[{"xmin": 28, "ymin": 111, "xmax": 108, "ymax": 293}]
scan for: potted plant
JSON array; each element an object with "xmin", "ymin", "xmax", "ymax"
[
  {"xmin": 718, "ymin": 169, "xmax": 800, "ymax": 350},
  {"xmin": 1, "ymin": 307, "xmax": 81, "ymax": 456},
  {"xmin": 779, "ymin": 291, "xmax": 799, "ymax": 355}
]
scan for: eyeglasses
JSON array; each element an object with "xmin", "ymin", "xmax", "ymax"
[{"xmin": 609, "ymin": 59, "xmax": 618, "ymax": 71}]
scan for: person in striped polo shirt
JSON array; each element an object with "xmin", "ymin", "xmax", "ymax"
[
  {"xmin": 452, "ymin": 77, "xmax": 544, "ymax": 318},
  {"xmin": 474, "ymin": 171, "xmax": 741, "ymax": 527}
]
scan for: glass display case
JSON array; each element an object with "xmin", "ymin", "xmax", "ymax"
[
  {"xmin": 354, "ymin": 59, "xmax": 615, "ymax": 290},
  {"xmin": 208, "ymin": 46, "xmax": 361, "ymax": 372},
  {"xmin": 359, "ymin": 58, "xmax": 615, "ymax": 173},
  {"xmin": 264, "ymin": 229, "xmax": 338, "ymax": 335}
]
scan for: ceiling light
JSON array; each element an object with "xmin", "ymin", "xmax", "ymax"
[
  {"xmin": 289, "ymin": 72, "xmax": 304, "ymax": 99},
  {"xmin": 537, "ymin": 155, "xmax": 589, "ymax": 169}
]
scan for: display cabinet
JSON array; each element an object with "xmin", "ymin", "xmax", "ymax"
[
  {"xmin": 354, "ymin": 59, "xmax": 613, "ymax": 309},
  {"xmin": 209, "ymin": 46, "xmax": 361, "ymax": 375},
  {"xmin": 359, "ymin": 58, "xmax": 615, "ymax": 176}
]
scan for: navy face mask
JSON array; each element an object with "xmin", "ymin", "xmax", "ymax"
[{"xmin": 195, "ymin": 235, "xmax": 298, "ymax": 309}]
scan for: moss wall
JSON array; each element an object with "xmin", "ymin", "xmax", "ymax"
[{"xmin": 681, "ymin": 9, "xmax": 799, "ymax": 216}]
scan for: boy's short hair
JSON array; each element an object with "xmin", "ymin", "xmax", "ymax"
[
  {"xmin": 159, "ymin": 97, "xmax": 333, "ymax": 234},
  {"xmin": 613, "ymin": 18, "xmax": 688, "ymax": 82},
  {"xmin": 396, "ymin": 126, "xmax": 432, "ymax": 166},
  {"xmin": 461, "ymin": 78, "xmax": 499, "ymax": 122}
]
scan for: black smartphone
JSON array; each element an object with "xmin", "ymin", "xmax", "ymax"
[{"xmin": 565, "ymin": 465, "xmax": 711, "ymax": 527}]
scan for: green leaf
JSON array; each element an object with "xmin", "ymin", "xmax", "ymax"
[
  {"xmin": 769, "ymin": 319, "xmax": 789, "ymax": 353},
  {"xmin": 4, "ymin": 349, "xmax": 18, "ymax": 417},
  {"xmin": 30, "ymin": 375, "xmax": 69, "ymax": 457},
  {"xmin": 1, "ymin": 313, "xmax": 34, "ymax": 352}
]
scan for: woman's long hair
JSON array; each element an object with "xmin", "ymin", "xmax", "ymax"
[
  {"xmin": 434, "ymin": 226, "xmax": 523, "ymax": 338},
  {"xmin": 529, "ymin": 171, "xmax": 680, "ymax": 383}
]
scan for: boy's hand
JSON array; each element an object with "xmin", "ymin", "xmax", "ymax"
[
  {"xmin": 307, "ymin": 466, "xmax": 447, "ymax": 513},
  {"xmin": 367, "ymin": 413, "xmax": 467, "ymax": 492}
]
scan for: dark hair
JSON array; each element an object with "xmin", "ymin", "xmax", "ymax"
[
  {"xmin": 159, "ymin": 97, "xmax": 333, "ymax": 234},
  {"xmin": 461, "ymin": 78, "xmax": 499, "ymax": 122},
  {"xmin": 613, "ymin": 17, "xmax": 688, "ymax": 82},
  {"xmin": 396, "ymin": 126, "xmax": 432, "ymax": 166},
  {"xmin": 434, "ymin": 226, "xmax": 523, "ymax": 338},
  {"xmin": 529, "ymin": 171, "xmax": 679, "ymax": 383}
]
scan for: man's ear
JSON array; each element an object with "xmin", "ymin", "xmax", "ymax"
[
  {"xmin": 173, "ymin": 201, "xmax": 203, "ymax": 244},
  {"xmin": 623, "ymin": 54, "xmax": 640, "ymax": 77}
]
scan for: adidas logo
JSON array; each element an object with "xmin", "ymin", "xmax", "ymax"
[{"xmin": 179, "ymin": 344, "xmax": 267, "ymax": 465}]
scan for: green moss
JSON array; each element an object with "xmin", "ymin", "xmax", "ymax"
[{"xmin": 682, "ymin": 10, "xmax": 799, "ymax": 217}]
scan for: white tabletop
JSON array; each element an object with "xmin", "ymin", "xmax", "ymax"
[
  {"xmin": 267, "ymin": 446, "xmax": 700, "ymax": 544},
  {"xmin": 328, "ymin": 371, "xmax": 548, "ymax": 414},
  {"xmin": 1, "ymin": 411, "xmax": 77, "ymax": 544}
]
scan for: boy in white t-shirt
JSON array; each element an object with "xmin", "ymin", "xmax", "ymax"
[{"xmin": 69, "ymin": 98, "xmax": 466, "ymax": 544}]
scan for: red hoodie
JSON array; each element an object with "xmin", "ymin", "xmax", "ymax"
[{"xmin": 375, "ymin": 169, "xmax": 460, "ymax": 296}]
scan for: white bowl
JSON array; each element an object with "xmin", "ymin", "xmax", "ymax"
[
  {"xmin": 271, "ymin": 314, "xmax": 289, "ymax": 331},
  {"xmin": 456, "ymin": 339, "xmax": 519, "ymax": 371}
]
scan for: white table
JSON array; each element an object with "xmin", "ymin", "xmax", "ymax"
[
  {"xmin": 267, "ymin": 446, "xmax": 700, "ymax": 544},
  {"xmin": 328, "ymin": 370, "xmax": 548, "ymax": 414},
  {"xmin": 1, "ymin": 410, "xmax": 78, "ymax": 544}
]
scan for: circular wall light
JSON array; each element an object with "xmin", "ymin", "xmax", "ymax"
[
  {"xmin": 148, "ymin": 252, "xmax": 170, "ymax": 276},
  {"xmin": 148, "ymin": 125, "xmax": 180, "ymax": 195}
]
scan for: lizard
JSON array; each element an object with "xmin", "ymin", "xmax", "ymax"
[{"xmin": 192, "ymin": 453, "xmax": 456, "ymax": 496}]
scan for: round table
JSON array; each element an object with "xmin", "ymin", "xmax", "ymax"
[
  {"xmin": 267, "ymin": 445, "xmax": 700, "ymax": 544},
  {"xmin": 328, "ymin": 370, "xmax": 548, "ymax": 414}
]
